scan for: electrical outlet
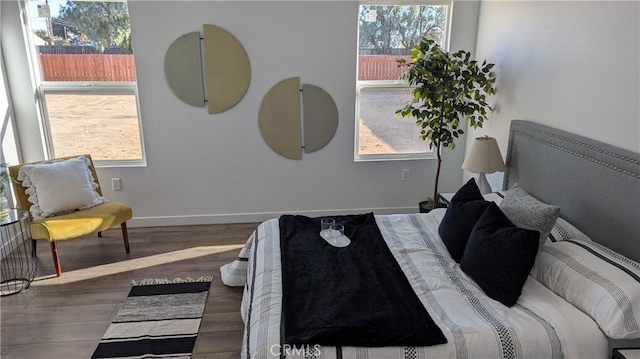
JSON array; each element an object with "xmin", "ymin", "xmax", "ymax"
[
  {"xmin": 402, "ymin": 169, "xmax": 410, "ymax": 181},
  {"xmin": 111, "ymin": 178, "xmax": 122, "ymax": 191}
]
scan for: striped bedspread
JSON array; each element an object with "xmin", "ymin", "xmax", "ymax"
[{"xmin": 240, "ymin": 209, "xmax": 609, "ymax": 359}]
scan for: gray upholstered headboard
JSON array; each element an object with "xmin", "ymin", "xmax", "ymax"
[{"xmin": 504, "ymin": 120, "xmax": 640, "ymax": 262}]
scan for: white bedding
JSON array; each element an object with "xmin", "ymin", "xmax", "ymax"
[{"xmin": 240, "ymin": 210, "xmax": 608, "ymax": 359}]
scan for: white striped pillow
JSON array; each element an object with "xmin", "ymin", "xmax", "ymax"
[
  {"xmin": 547, "ymin": 217, "xmax": 592, "ymax": 243},
  {"xmin": 531, "ymin": 239, "xmax": 640, "ymax": 339}
]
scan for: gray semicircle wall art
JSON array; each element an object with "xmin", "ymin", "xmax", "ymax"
[
  {"xmin": 164, "ymin": 25, "xmax": 251, "ymax": 114},
  {"xmin": 164, "ymin": 32, "xmax": 204, "ymax": 107},
  {"xmin": 259, "ymin": 77, "xmax": 338, "ymax": 160}
]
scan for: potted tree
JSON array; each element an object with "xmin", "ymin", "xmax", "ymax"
[{"xmin": 396, "ymin": 38, "xmax": 497, "ymax": 212}]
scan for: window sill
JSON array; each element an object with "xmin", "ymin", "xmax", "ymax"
[
  {"xmin": 354, "ymin": 153, "xmax": 437, "ymax": 162},
  {"xmin": 94, "ymin": 159, "xmax": 147, "ymax": 168}
]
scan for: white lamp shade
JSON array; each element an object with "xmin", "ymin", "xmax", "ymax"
[{"xmin": 462, "ymin": 136, "xmax": 506, "ymax": 174}]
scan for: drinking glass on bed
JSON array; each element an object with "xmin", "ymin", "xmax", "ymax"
[
  {"xmin": 330, "ymin": 223, "xmax": 344, "ymax": 239},
  {"xmin": 329, "ymin": 223, "xmax": 350, "ymax": 247},
  {"xmin": 320, "ymin": 218, "xmax": 335, "ymax": 240}
]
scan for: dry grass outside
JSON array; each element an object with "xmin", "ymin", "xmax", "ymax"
[
  {"xmin": 359, "ymin": 124, "xmax": 395, "ymax": 154},
  {"xmin": 45, "ymin": 92, "xmax": 143, "ymax": 161},
  {"xmin": 44, "ymin": 89, "xmax": 426, "ymax": 160},
  {"xmin": 358, "ymin": 88, "xmax": 431, "ymax": 155}
]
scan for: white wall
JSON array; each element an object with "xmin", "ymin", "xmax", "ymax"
[
  {"xmin": 467, "ymin": 1, "xmax": 640, "ymax": 190},
  {"xmin": 3, "ymin": 1, "xmax": 481, "ymax": 226}
]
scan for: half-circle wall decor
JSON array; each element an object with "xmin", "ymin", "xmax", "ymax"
[
  {"xmin": 203, "ymin": 25, "xmax": 251, "ymax": 114},
  {"xmin": 258, "ymin": 78, "xmax": 302, "ymax": 160},
  {"xmin": 164, "ymin": 32, "xmax": 205, "ymax": 107},
  {"xmin": 164, "ymin": 25, "xmax": 251, "ymax": 114},
  {"xmin": 302, "ymin": 84, "xmax": 339, "ymax": 154},
  {"xmin": 259, "ymin": 77, "xmax": 338, "ymax": 160}
]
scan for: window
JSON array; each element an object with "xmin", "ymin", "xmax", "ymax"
[
  {"xmin": 355, "ymin": 3, "xmax": 449, "ymax": 161},
  {"xmin": 23, "ymin": 0, "xmax": 144, "ymax": 165}
]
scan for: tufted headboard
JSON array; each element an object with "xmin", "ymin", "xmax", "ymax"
[{"xmin": 503, "ymin": 120, "xmax": 640, "ymax": 262}]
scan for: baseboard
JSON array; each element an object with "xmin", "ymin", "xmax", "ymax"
[{"xmin": 128, "ymin": 206, "xmax": 418, "ymax": 228}]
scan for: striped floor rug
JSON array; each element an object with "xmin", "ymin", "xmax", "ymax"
[{"xmin": 92, "ymin": 277, "xmax": 212, "ymax": 359}]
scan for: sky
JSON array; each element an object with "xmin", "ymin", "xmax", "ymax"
[{"xmin": 28, "ymin": 0, "xmax": 65, "ymax": 31}]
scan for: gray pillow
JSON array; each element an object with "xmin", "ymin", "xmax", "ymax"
[{"xmin": 499, "ymin": 184, "xmax": 560, "ymax": 250}]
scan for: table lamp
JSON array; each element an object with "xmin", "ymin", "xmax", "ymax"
[{"xmin": 462, "ymin": 135, "xmax": 506, "ymax": 194}]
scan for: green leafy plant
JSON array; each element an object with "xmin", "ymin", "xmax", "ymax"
[
  {"xmin": 0, "ymin": 164, "xmax": 11, "ymax": 215},
  {"xmin": 0, "ymin": 164, "xmax": 10, "ymax": 196},
  {"xmin": 396, "ymin": 38, "xmax": 496, "ymax": 207}
]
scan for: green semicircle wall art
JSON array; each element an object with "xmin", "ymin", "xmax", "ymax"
[{"xmin": 164, "ymin": 32, "xmax": 204, "ymax": 107}]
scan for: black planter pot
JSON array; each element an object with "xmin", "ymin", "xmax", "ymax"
[{"xmin": 419, "ymin": 200, "xmax": 435, "ymax": 213}]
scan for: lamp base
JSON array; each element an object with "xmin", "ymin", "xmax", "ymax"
[{"xmin": 476, "ymin": 173, "xmax": 492, "ymax": 195}]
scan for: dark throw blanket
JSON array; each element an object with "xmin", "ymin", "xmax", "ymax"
[{"xmin": 280, "ymin": 213, "xmax": 447, "ymax": 347}]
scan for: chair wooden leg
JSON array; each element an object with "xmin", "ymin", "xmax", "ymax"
[
  {"xmin": 121, "ymin": 222, "xmax": 130, "ymax": 254},
  {"xmin": 50, "ymin": 242, "xmax": 62, "ymax": 277},
  {"xmin": 32, "ymin": 239, "xmax": 37, "ymax": 257},
  {"xmin": 98, "ymin": 231, "xmax": 102, "ymax": 237}
]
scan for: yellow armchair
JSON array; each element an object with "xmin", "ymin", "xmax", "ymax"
[{"xmin": 9, "ymin": 154, "xmax": 132, "ymax": 277}]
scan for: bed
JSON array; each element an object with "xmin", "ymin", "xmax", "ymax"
[{"xmin": 223, "ymin": 120, "xmax": 640, "ymax": 359}]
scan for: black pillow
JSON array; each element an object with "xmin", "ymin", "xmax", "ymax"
[
  {"xmin": 460, "ymin": 203, "xmax": 539, "ymax": 307},
  {"xmin": 438, "ymin": 179, "xmax": 490, "ymax": 262},
  {"xmin": 450, "ymin": 178, "xmax": 484, "ymax": 203}
]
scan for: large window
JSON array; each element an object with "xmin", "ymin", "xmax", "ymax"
[
  {"xmin": 23, "ymin": 0, "xmax": 144, "ymax": 165},
  {"xmin": 355, "ymin": 3, "xmax": 449, "ymax": 161}
]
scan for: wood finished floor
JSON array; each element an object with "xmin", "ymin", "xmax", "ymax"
[{"xmin": 0, "ymin": 222, "xmax": 259, "ymax": 359}]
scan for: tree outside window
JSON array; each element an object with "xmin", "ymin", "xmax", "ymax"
[{"xmin": 356, "ymin": 4, "xmax": 448, "ymax": 161}]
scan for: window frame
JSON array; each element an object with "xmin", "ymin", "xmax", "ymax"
[
  {"xmin": 21, "ymin": 0, "xmax": 146, "ymax": 168},
  {"xmin": 354, "ymin": 1, "xmax": 452, "ymax": 162}
]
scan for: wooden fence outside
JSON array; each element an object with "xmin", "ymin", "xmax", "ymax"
[
  {"xmin": 39, "ymin": 54, "xmax": 408, "ymax": 82},
  {"xmin": 39, "ymin": 54, "xmax": 137, "ymax": 82},
  {"xmin": 358, "ymin": 55, "xmax": 411, "ymax": 81}
]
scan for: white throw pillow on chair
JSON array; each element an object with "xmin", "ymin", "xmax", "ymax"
[{"xmin": 18, "ymin": 156, "xmax": 107, "ymax": 220}]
